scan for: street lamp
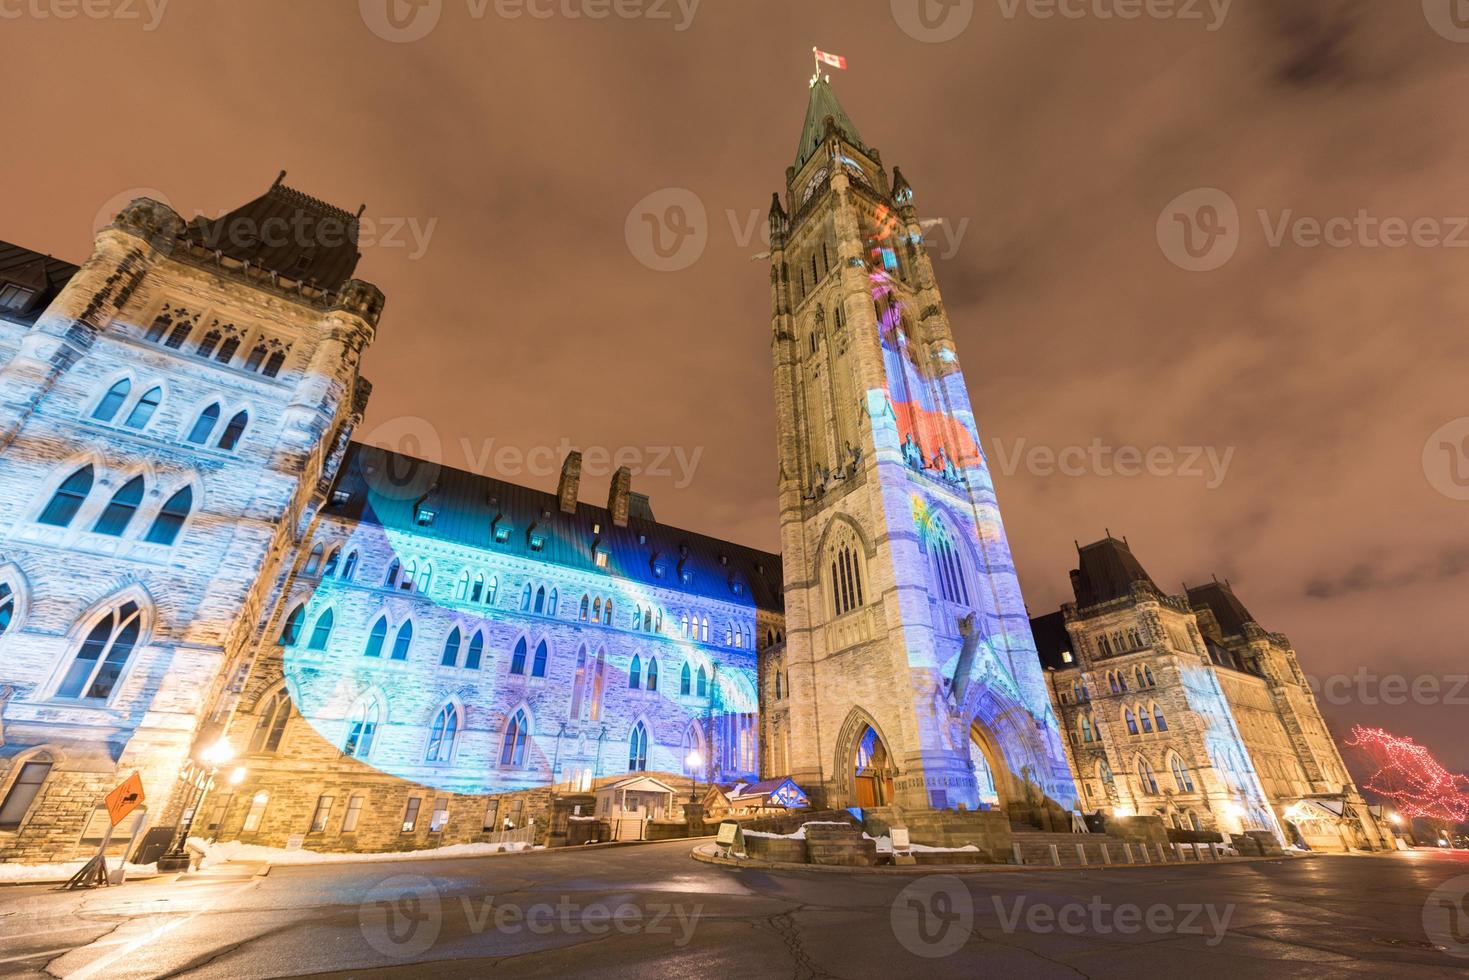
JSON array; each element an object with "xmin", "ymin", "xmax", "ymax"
[
  {"xmin": 686, "ymin": 750, "xmax": 704, "ymax": 804},
  {"xmin": 157, "ymin": 739, "xmax": 241, "ymax": 872}
]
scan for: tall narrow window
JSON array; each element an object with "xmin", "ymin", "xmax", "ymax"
[
  {"xmin": 278, "ymin": 605, "xmax": 305, "ymax": 646},
  {"xmin": 196, "ymin": 330, "xmax": 222, "ymax": 359},
  {"xmin": 57, "ymin": 601, "xmax": 143, "ymax": 700},
  {"xmin": 122, "ymin": 387, "xmax": 162, "ymax": 430},
  {"xmin": 384, "ymin": 560, "xmax": 400, "ymax": 589},
  {"xmin": 344, "ymin": 700, "xmax": 379, "ymax": 758},
  {"xmin": 570, "ymin": 648, "xmax": 587, "ymax": 719},
  {"xmin": 217, "ymin": 411, "xmax": 248, "ymax": 451},
  {"xmin": 1171, "ymin": 755, "xmax": 1195, "ymax": 793},
  {"xmin": 427, "ymin": 704, "xmax": 459, "ymax": 763},
  {"xmin": 1153, "ymin": 705, "xmax": 1168, "ymax": 732},
  {"xmin": 589, "ymin": 650, "xmax": 607, "ymax": 722},
  {"xmin": 697, "ymin": 666, "xmax": 708, "ymax": 697},
  {"xmin": 93, "ymin": 476, "xmax": 145, "ymax": 537},
  {"xmin": 485, "ymin": 576, "xmax": 498, "ymax": 603},
  {"xmin": 341, "ymin": 551, "xmax": 359, "ymax": 581},
  {"xmin": 469, "ymin": 574, "xmax": 484, "ymax": 602},
  {"xmin": 580, "ymin": 595, "xmax": 590, "ymax": 621},
  {"xmin": 509, "ymin": 638, "xmax": 528, "ymax": 675},
  {"xmin": 680, "ymin": 662, "xmax": 692, "ymax": 696},
  {"xmin": 521, "ymin": 584, "xmax": 532, "ymax": 611},
  {"xmin": 144, "ymin": 486, "xmax": 193, "ymax": 545},
  {"xmin": 534, "ymin": 586, "xmax": 546, "ymax": 614},
  {"xmin": 249, "ymin": 691, "xmax": 293, "ymax": 753},
  {"xmin": 646, "ymin": 658, "xmax": 659, "ymax": 692},
  {"xmin": 308, "ymin": 795, "xmax": 334, "ymax": 834},
  {"xmin": 165, "ymin": 317, "xmax": 193, "ymax": 349},
  {"xmin": 38, "ymin": 466, "xmax": 93, "ymax": 527},
  {"xmin": 390, "ymin": 621, "xmax": 414, "ymax": 661},
  {"xmin": 308, "ymin": 609, "xmax": 334, "ymax": 650},
  {"xmin": 322, "ymin": 549, "xmax": 341, "ymax": 578},
  {"xmin": 531, "ymin": 641, "xmax": 548, "ymax": 678},
  {"xmin": 628, "ymin": 722, "xmax": 648, "ymax": 772},
  {"xmin": 92, "ymin": 380, "xmax": 131, "ymax": 422},
  {"xmin": 244, "ymin": 344, "xmax": 268, "ymax": 372},
  {"xmin": 364, "ymin": 617, "xmax": 388, "ymax": 658},
  {"xmin": 442, "ymin": 628, "xmax": 462, "ymax": 667},
  {"xmin": 1137, "ymin": 758, "xmax": 1159, "ymax": 795},
  {"xmin": 466, "ymin": 632, "xmax": 484, "ymax": 670},
  {"xmin": 604, "ymin": 599, "xmax": 614, "ymax": 626},
  {"xmin": 215, "ymin": 336, "xmax": 240, "ymax": 364},
  {"xmin": 501, "ymin": 710, "xmax": 528, "ymax": 767},
  {"xmin": 341, "ymin": 795, "xmax": 365, "ymax": 833},
  {"xmin": 0, "ymin": 760, "xmax": 52, "ymax": 830},
  {"xmin": 263, "ymin": 350, "xmax": 286, "ymax": 378},
  {"xmin": 186, "ymin": 404, "xmax": 220, "ymax": 445},
  {"xmin": 455, "ymin": 572, "xmax": 470, "ymax": 601},
  {"xmin": 629, "ymin": 654, "xmax": 642, "ymax": 690}
]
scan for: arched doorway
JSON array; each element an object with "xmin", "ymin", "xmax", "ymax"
[
  {"xmin": 853, "ymin": 726, "xmax": 894, "ymax": 808},
  {"xmin": 969, "ymin": 720, "xmax": 1016, "ymax": 813}
]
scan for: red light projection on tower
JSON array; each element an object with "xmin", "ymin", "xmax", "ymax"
[{"xmin": 1347, "ymin": 726, "xmax": 1469, "ymax": 823}]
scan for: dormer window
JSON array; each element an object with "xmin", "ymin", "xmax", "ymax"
[
  {"xmin": 681, "ymin": 571, "xmax": 693, "ymax": 585},
  {"xmin": 733, "ymin": 582, "xmax": 745, "ymax": 596},
  {"xmin": 415, "ymin": 506, "xmax": 436, "ymax": 527},
  {"xmin": 331, "ymin": 490, "xmax": 352, "ymax": 506},
  {"xmin": 592, "ymin": 522, "xmax": 601, "ymax": 535},
  {"xmin": 1062, "ymin": 650, "xmax": 1074, "ymax": 664},
  {"xmin": 494, "ymin": 526, "xmax": 511, "ymax": 544},
  {"xmin": 529, "ymin": 535, "xmax": 546, "ymax": 553},
  {"xmin": 595, "ymin": 552, "xmax": 609, "ymax": 569},
  {"xmin": 0, "ymin": 284, "xmax": 35, "ymax": 311}
]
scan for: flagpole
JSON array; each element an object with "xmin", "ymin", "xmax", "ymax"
[{"xmin": 811, "ymin": 46, "xmax": 821, "ymax": 88}]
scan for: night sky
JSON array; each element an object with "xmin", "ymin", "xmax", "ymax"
[{"xmin": 5, "ymin": 2, "xmax": 1467, "ymax": 778}]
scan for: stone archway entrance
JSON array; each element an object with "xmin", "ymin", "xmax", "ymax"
[
  {"xmin": 969, "ymin": 720, "xmax": 1017, "ymax": 815},
  {"xmin": 853, "ymin": 726, "xmax": 894, "ymax": 808}
]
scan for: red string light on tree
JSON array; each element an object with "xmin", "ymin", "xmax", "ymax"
[{"xmin": 1346, "ymin": 726, "xmax": 1469, "ymax": 823}]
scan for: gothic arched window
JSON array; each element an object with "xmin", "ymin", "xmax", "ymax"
[
  {"xmin": 827, "ymin": 525, "xmax": 866, "ymax": 617},
  {"xmin": 680, "ymin": 662, "xmax": 692, "ymax": 696},
  {"xmin": 217, "ymin": 411, "xmax": 248, "ymax": 451},
  {"xmin": 1153, "ymin": 704, "xmax": 1168, "ymax": 732},
  {"xmin": 927, "ymin": 515, "xmax": 969, "ymax": 605},
  {"xmin": 1136, "ymin": 757, "xmax": 1159, "ymax": 795},
  {"xmin": 570, "ymin": 647, "xmax": 588, "ymax": 719},
  {"xmin": 249, "ymin": 690, "xmax": 293, "ymax": 754},
  {"xmin": 186, "ymin": 404, "xmax": 220, "ymax": 445},
  {"xmin": 263, "ymin": 350, "xmax": 286, "ymax": 378},
  {"xmin": 57, "ymin": 600, "xmax": 143, "ymax": 700},
  {"xmin": 629, "ymin": 654, "xmax": 642, "ymax": 690},
  {"xmin": 308, "ymin": 609, "xmax": 334, "ymax": 650},
  {"xmin": 344, "ymin": 699, "xmax": 379, "ymax": 758},
  {"xmin": 341, "ymin": 551, "xmax": 358, "ymax": 581},
  {"xmin": 0, "ymin": 582, "xmax": 16, "ymax": 636},
  {"xmin": 390, "ymin": 621, "xmax": 414, "ymax": 661},
  {"xmin": 122, "ymin": 386, "xmax": 162, "ymax": 430},
  {"xmin": 93, "ymin": 476, "xmax": 145, "ymax": 537},
  {"xmin": 697, "ymin": 665, "xmax": 708, "ymax": 698},
  {"xmin": 501, "ymin": 710, "xmax": 528, "ymax": 767},
  {"xmin": 426, "ymin": 704, "xmax": 460, "ymax": 763},
  {"xmin": 39, "ymin": 466, "xmax": 94, "ymax": 527},
  {"xmin": 628, "ymin": 721, "xmax": 649, "ymax": 772},
  {"xmin": 364, "ymin": 617, "xmax": 389, "ymax": 658},
  {"xmin": 92, "ymin": 379, "xmax": 131, "ymax": 422},
  {"xmin": 531, "ymin": 640, "xmax": 549, "ymax": 678},
  {"xmin": 509, "ymin": 638, "xmax": 528, "ymax": 675},
  {"xmin": 145, "ymin": 486, "xmax": 193, "ymax": 546},
  {"xmin": 466, "ymin": 632, "xmax": 484, "ymax": 670},
  {"xmin": 322, "ymin": 549, "xmax": 341, "ymax": 578},
  {"xmin": 442, "ymin": 627, "xmax": 462, "ymax": 667},
  {"xmin": 646, "ymin": 658, "xmax": 659, "ymax": 692},
  {"xmin": 1170, "ymin": 754, "xmax": 1195, "ymax": 793},
  {"xmin": 1124, "ymin": 709, "xmax": 1139, "ymax": 736},
  {"xmin": 580, "ymin": 595, "xmax": 590, "ymax": 621},
  {"xmin": 279, "ymin": 605, "xmax": 306, "ymax": 646},
  {"xmin": 604, "ymin": 598, "xmax": 614, "ymax": 626}
]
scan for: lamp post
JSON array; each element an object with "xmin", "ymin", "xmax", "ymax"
[
  {"xmin": 157, "ymin": 739, "xmax": 239, "ymax": 872},
  {"xmin": 685, "ymin": 749, "xmax": 705, "ymax": 833}
]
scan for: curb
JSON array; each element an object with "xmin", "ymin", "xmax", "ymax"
[
  {"xmin": 688, "ymin": 843, "xmax": 1314, "ymax": 876},
  {"xmin": 243, "ymin": 835, "xmax": 716, "ymax": 874}
]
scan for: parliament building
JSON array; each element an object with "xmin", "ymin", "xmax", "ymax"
[{"xmin": 0, "ymin": 79, "xmax": 1386, "ymax": 863}]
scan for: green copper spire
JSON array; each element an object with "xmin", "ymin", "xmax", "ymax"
[{"xmin": 795, "ymin": 76, "xmax": 865, "ymax": 170}]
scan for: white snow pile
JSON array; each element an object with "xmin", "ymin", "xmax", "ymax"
[
  {"xmin": 869, "ymin": 835, "xmax": 980, "ymax": 854},
  {"xmin": 190, "ymin": 837, "xmax": 537, "ymax": 868},
  {"xmin": 741, "ymin": 820, "xmax": 859, "ymax": 841},
  {"xmin": 0, "ymin": 860, "xmax": 159, "ymax": 884}
]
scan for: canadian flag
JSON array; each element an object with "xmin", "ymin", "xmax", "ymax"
[{"xmin": 814, "ymin": 49, "xmax": 848, "ymax": 71}]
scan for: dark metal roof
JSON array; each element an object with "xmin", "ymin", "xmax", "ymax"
[
  {"xmin": 0, "ymin": 241, "xmax": 79, "ymax": 325},
  {"xmin": 796, "ymin": 77, "xmax": 865, "ymax": 169},
  {"xmin": 329, "ymin": 443, "xmax": 784, "ymax": 614},
  {"xmin": 185, "ymin": 172, "xmax": 362, "ymax": 292},
  {"xmin": 1188, "ymin": 581, "xmax": 1257, "ymax": 638},
  {"xmin": 1030, "ymin": 611, "xmax": 1074, "ymax": 671},
  {"xmin": 1069, "ymin": 536, "xmax": 1159, "ymax": 608}
]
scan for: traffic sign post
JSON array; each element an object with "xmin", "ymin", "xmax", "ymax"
[{"xmin": 66, "ymin": 772, "xmax": 145, "ymax": 890}]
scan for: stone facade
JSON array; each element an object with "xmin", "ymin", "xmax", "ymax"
[
  {"xmin": 1033, "ymin": 536, "xmax": 1389, "ymax": 851},
  {"xmin": 763, "ymin": 79, "xmax": 1076, "ymax": 820}
]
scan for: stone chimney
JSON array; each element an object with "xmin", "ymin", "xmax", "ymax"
[
  {"xmin": 608, "ymin": 466, "xmax": 632, "ymax": 527},
  {"xmin": 557, "ymin": 451, "xmax": 582, "ymax": 514}
]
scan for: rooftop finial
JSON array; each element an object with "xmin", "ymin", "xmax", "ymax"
[
  {"xmin": 273, "ymin": 170, "xmax": 287, "ymax": 189},
  {"xmin": 356, "ymin": 204, "xmax": 367, "ymax": 219}
]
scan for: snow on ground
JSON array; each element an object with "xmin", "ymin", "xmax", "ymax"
[
  {"xmin": 189, "ymin": 837, "xmax": 538, "ymax": 868},
  {"xmin": 0, "ymin": 860, "xmax": 158, "ymax": 885}
]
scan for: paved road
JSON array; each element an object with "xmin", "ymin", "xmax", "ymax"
[{"xmin": 1, "ymin": 842, "xmax": 1467, "ymax": 978}]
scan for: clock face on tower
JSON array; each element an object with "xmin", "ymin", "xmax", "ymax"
[{"xmin": 801, "ymin": 166, "xmax": 830, "ymax": 205}]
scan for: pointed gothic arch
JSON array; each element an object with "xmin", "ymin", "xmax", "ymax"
[{"xmin": 832, "ymin": 706, "xmax": 896, "ymax": 807}]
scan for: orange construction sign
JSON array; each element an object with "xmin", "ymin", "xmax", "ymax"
[{"xmin": 105, "ymin": 772, "xmax": 145, "ymax": 827}]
